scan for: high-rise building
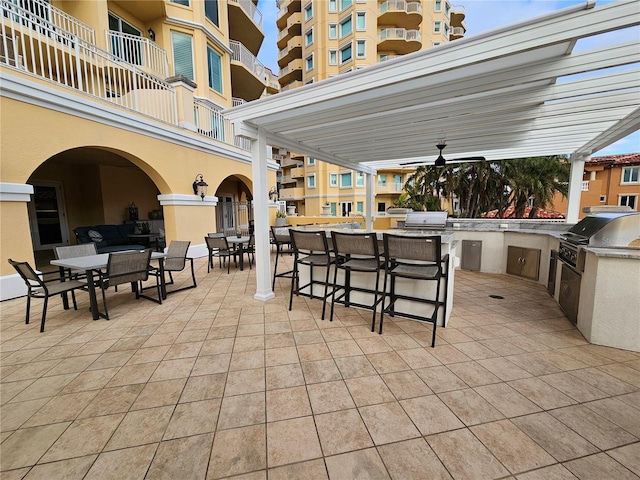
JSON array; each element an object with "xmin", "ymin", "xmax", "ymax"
[{"xmin": 274, "ymin": 0, "xmax": 466, "ymax": 218}]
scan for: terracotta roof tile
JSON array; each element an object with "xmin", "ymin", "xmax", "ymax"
[{"xmin": 587, "ymin": 153, "xmax": 640, "ymax": 166}]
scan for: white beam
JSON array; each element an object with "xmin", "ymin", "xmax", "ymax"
[{"xmin": 567, "ymin": 154, "xmax": 588, "ymax": 224}]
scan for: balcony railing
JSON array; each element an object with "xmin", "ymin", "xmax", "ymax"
[
  {"xmin": 582, "ymin": 180, "xmax": 590, "ymax": 191},
  {"xmin": 106, "ymin": 31, "xmax": 168, "ymax": 78},
  {"xmin": 194, "ymin": 98, "xmax": 250, "ymax": 151},
  {"xmin": 450, "ymin": 26, "xmax": 465, "ymax": 37},
  {"xmin": 229, "ymin": 39, "xmax": 266, "ymax": 81},
  {"xmin": 1, "ymin": 0, "xmax": 177, "ymax": 125},
  {"xmin": 232, "ymin": 97, "xmax": 246, "ymax": 107},
  {"xmin": 379, "ymin": 28, "xmax": 421, "ymax": 42},
  {"xmin": 379, "ymin": 1, "xmax": 422, "ymax": 15},
  {"xmin": 228, "ymin": 0, "xmax": 263, "ymax": 28}
]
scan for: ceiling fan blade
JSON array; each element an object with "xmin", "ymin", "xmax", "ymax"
[
  {"xmin": 450, "ymin": 156, "xmax": 486, "ymax": 162},
  {"xmin": 400, "ymin": 160, "xmax": 427, "ymax": 166}
]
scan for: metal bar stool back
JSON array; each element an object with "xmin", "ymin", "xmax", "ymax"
[
  {"xmin": 289, "ymin": 229, "xmax": 336, "ymax": 319},
  {"xmin": 329, "ymin": 231, "xmax": 385, "ymax": 326},
  {"xmin": 380, "ymin": 234, "xmax": 448, "ymax": 346},
  {"xmin": 271, "ymin": 225, "xmax": 294, "ymax": 289}
]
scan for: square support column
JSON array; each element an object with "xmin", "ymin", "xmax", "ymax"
[
  {"xmin": 365, "ymin": 172, "xmax": 374, "ymax": 231},
  {"xmin": 567, "ymin": 154, "xmax": 587, "ymax": 224}
]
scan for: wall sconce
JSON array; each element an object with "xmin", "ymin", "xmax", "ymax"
[
  {"xmin": 147, "ymin": 28, "xmax": 156, "ymax": 41},
  {"xmin": 192, "ymin": 174, "xmax": 208, "ymax": 200}
]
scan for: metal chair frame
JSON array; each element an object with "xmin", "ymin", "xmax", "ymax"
[
  {"xmin": 148, "ymin": 240, "xmax": 195, "ymax": 294},
  {"xmin": 379, "ymin": 233, "xmax": 449, "ymax": 346},
  {"xmin": 289, "ymin": 230, "xmax": 336, "ymax": 319},
  {"xmin": 54, "ymin": 243, "xmax": 97, "ymax": 281},
  {"xmin": 271, "ymin": 225, "xmax": 294, "ymax": 289},
  {"xmin": 8, "ymin": 259, "xmax": 86, "ymax": 332},
  {"xmin": 205, "ymin": 235, "xmax": 237, "ymax": 273}
]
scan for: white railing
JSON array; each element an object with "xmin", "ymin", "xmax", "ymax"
[
  {"xmin": 406, "ymin": 2, "xmax": 422, "ymax": 14},
  {"xmin": 228, "ymin": 0, "xmax": 263, "ymax": 29},
  {"xmin": 106, "ymin": 31, "xmax": 168, "ymax": 77},
  {"xmin": 194, "ymin": 98, "xmax": 231, "ymax": 143},
  {"xmin": 229, "ymin": 39, "xmax": 266, "ymax": 81},
  {"xmin": 232, "ymin": 97, "xmax": 247, "ymax": 107},
  {"xmin": 451, "ymin": 4, "xmax": 465, "ymax": 14},
  {"xmin": 379, "ymin": 0, "xmax": 406, "ymax": 14},
  {"xmin": 582, "ymin": 180, "xmax": 590, "ymax": 191},
  {"xmin": 450, "ymin": 27, "xmax": 465, "ymax": 36},
  {"xmin": 406, "ymin": 29, "xmax": 421, "ymax": 41},
  {"xmin": 0, "ymin": 1, "xmax": 177, "ymax": 125},
  {"xmin": 278, "ymin": 46, "xmax": 288, "ymax": 59},
  {"xmin": 277, "ymin": 29, "xmax": 288, "ymax": 42}
]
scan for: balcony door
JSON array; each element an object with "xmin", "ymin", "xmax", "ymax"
[
  {"xmin": 108, "ymin": 12, "xmax": 142, "ymax": 65},
  {"xmin": 27, "ymin": 181, "xmax": 70, "ymax": 251}
]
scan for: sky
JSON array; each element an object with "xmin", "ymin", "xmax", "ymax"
[{"xmin": 255, "ymin": 0, "xmax": 639, "ymax": 156}]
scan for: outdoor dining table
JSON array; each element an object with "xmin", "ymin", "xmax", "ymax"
[
  {"xmin": 51, "ymin": 251, "xmax": 167, "ymax": 320},
  {"xmin": 226, "ymin": 236, "xmax": 250, "ymax": 271}
]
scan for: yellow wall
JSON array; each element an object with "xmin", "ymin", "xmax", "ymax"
[{"xmin": 0, "ymin": 202, "xmax": 37, "ymax": 266}]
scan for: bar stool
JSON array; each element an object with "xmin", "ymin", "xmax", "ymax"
[
  {"xmin": 330, "ymin": 231, "xmax": 385, "ymax": 326},
  {"xmin": 378, "ymin": 233, "xmax": 449, "ymax": 347},
  {"xmin": 271, "ymin": 225, "xmax": 294, "ymax": 289},
  {"xmin": 289, "ymin": 229, "xmax": 336, "ymax": 319}
]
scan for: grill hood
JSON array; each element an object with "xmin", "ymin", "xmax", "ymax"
[{"xmin": 563, "ymin": 207, "xmax": 640, "ymax": 247}]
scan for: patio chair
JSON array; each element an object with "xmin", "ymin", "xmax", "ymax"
[
  {"xmin": 379, "ymin": 234, "xmax": 449, "ymax": 347},
  {"xmin": 148, "ymin": 240, "xmax": 196, "ymax": 295},
  {"xmin": 8, "ymin": 259, "xmax": 86, "ymax": 332},
  {"xmin": 54, "ymin": 243, "xmax": 97, "ymax": 281},
  {"xmin": 95, "ymin": 249, "xmax": 161, "ymax": 320},
  {"xmin": 289, "ymin": 229, "xmax": 336, "ymax": 319},
  {"xmin": 329, "ymin": 231, "xmax": 385, "ymax": 327},
  {"xmin": 271, "ymin": 225, "xmax": 294, "ymax": 289},
  {"xmin": 244, "ymin": 234, "xmax": 255, "ymax": 269},
  {"xmin": 205, "ymin": 235, "xmax": 237, "ymax": 273}
]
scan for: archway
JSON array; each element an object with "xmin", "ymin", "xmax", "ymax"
[{"xmin": 214, "ymin": 174, "xmax": 253, "ymax": 236}]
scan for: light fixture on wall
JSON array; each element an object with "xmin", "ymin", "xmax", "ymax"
[
  {"xmin": 147, "ymin": 28, "xmax": 156, "ymax": 41},
  {"xmin": 192, "ymin": 174, "xmax": 208, "ymax": 200}
]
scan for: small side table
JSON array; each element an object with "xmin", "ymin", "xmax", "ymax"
[{"xmin": 128, "ymin": 233, "xmax": 155, "ymax": 248}]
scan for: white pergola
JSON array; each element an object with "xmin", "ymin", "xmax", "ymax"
[{"xmin": 223, "ymin": 0, "xmax": 640, "ymax": 301}]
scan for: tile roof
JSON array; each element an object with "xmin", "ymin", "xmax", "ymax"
[
  {"xmin": 482, "ymin": 206, "xmax": 566, "ymax": 219},
  {"xmin": 587, "ymin": 153, "xmax": 640, "ymax": 166}
]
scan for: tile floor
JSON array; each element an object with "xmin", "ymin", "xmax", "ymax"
[{"xmin": 1, "ymin": 254, "xmax": 639, "ymax": 479}]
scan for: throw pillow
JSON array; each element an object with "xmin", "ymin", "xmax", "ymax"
[{"xmin": 88, "ymin": 230, "xmax": 103, "ymax": 243}]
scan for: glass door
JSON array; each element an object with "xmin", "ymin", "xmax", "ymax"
[{"xmin": 27, "ymin": 181, "xmax": 69, "ymax": 250}]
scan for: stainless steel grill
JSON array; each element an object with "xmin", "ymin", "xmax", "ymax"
[{"xmin": 404, "ymin": 212, "xmax": 448, "ymax": 230}]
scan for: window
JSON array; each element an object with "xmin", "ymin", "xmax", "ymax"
[
  {"xmin": 377, "ymin": 202, "xmax": 386, "ymax": 213},
  {"xmin": 341, "ymin": 202, "xmax": 352, "ymax": 217},
  {"xmin": 356, "ymin": 201, "xmax": 364, "ymax": 212},
  {"xmin": 356, "ymin": 11, "xmax": 366, "ymax": 30},
  {"xmin": 305, "ymin": 78, "xmax": 314, "ymax": 84},
  {"xmin": 330, "ymin": 173, "xmax": 338, "ymax": 186},
  {"xmin": 329, "ymin": 23, "xmax": 338, "ymax": 39},
  {"xmin": 305, "ymin": 54, "xmax": 314, "ymax": 71},
  {"xmin": 305, "ymin": 28, "xmax": 313, "ymax": 46},
  {"xmin": 445, "ymin": 1, "xmax": 451, "ymax": 15},
  {"xmin": 172, "ymin": 31, "xmax": 194, "ymax": 80},
  {"xmin": 600, "ymin": 195, "xmax": 607, "ymax": 203},
  {"xmin": 304, "ymin": 2, "xmax": 313, "ymax": 20},
  {"xmin": 170, "ymin": 0, "xmax": 189, "ymax": 5},
  {"xmin": 204, "ymin": 0, "xmax": 219, "ymax": 27},
  {"xmin": 356, "ymin": 39, "xmax": 365, "ymax": 58},
  {"xmin": 330, "ymin": 203, "xmax": 337, "ymax": 216},
  {"xmin": 307, "ymin": 157, "xmax": 315, "ymax": 165},
  {"xmin": 377, "ymin": 174, "xmax": 387, "ymax": 186},
  {"xmin": 434, "ymin": 21, "xmax": 441, "ymax": 34},
  {"xmin": 356, "ymin": 171, "xmax": 364, "ymax": 187},
  {"xmin": 435, "ymin": 0, "xmax": 442, "ymax": 11},
  {"xmin": 329, "ymin": 0, "xmax": 337, "ymax": 12},
  {"xmin": 340, "ymin": 0, "xmax": 352, "ymax": 11},
  {"xmin": 340, "ymin": 172, "xmax": 352, "ymax": 187},
  {"xmin": 622, "ymin": 167, "xmax": 639, "ymax": 184},
  {"xmin": 620, "ymin": 195, "xmax": 637, "ymax": 209},
  {"xmin": 108, "ymin": 13, "xmax": 142, "ymax": 65},
  {"xmin": 444, "ymin": 23, "xmax": 450, "ymax": 38},
  {"xmin": 340, "ymin": 15, "xmax": 352, "ymax": 38},
  {"xmin": 329, "ymin": 49, "xmax": 338, "ymax": 65},
  {"xmin": 207, "ymin": 46, "xmax": 223, "ymax": 93},
  {"xmin": 307, "ymin": 174, "xmax": 316, "ymax": 188},
  {"xmin": 340, "ymin": 43, "xmax": 352, "ymax": 64}
]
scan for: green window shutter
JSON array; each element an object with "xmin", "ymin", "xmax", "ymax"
[
  {"xmin": 172, "ymin": 31, "xmax": 194, "ymax": 80},
  {"xmin": 208, "ymin": 47, "xmax": 222, "ymax": 93}
]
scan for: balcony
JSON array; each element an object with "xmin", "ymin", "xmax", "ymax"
[
  {"xmin": 291, "ymin": 167, "xmax": 305, "ymax": 178},
  {"xmin": 287, "ymin": 12, "xmax": 302, "ymax": 31},
  {"xmin": 278, "ymin": 58, "xmax": 302, "ymax": 85},
  {"xmin": 106, "ymin": 31, "xmax": 168, "ymax": 78},
  {"xmin": 280, "ymin": 79, "xmax": 303, "ymax": 91},
  {"xmin": 582, "ymin": 180, "xmax": 590, "ymax": 191},
  {"xmin": 449, "ymin": 26, "xmax": 465, "ymax": 40},
  {"xmin": 378, "ymin": 1, "xmax": 423, "ymax": 30},
  {"xmin": 279, "ymin": 186, "xmax": 305, "ymax": 199},
  {"xmin": 376, "ymin": 183, "xmax": 404, "ymax": 194},
  {"xmin": 276, "ymin": 0, "xmax": 301, "ymax": 29},
  {"xmin": 277, "ymin": 36, "xmax": 302, "ymax": 67},
  {"xmin": 229, "ymin": 39, "xmax": 268, "ymax": 101},
  {"xmin": 264, "ymin": 69, "xmax": 279, "ymax": 94},
  {"xmin": 111, "ymin": 0, "xmax": 165, "ymax": 22},
  {"xmin": 450, "ymin": 4, "xmax": 466, "ymax": 25},
  {"xmin": 228, "ymin": 0, "xmax": 264, "ymax": 57},
  {"xmin": 378, "ymin": 28, "xmax": 421, "ymax": 55}
]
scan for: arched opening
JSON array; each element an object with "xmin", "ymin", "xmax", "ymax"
[
  {"xmin": 27, "ymin": 147, "xmax": 167, "ymax": 269},
  {"xmin": 213, "ymin": 174, "xmax": 254, "ymax": 236}
]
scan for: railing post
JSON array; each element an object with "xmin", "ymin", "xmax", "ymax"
[
  {"xmin": 74, "ymin": 37, "xmax": 83, "ymax": 91},
  {"xmin": 166, "ymin": 75, "xmax": 197, "ymax": 131}
]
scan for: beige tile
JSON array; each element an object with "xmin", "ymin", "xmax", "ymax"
[
  {"xmin": 427, "ymin": 429, "xmax": 509, "ymax": 480},
  {"xmin": 377, "ymin": 438, "xmax": 452, "ymax": 480},
  {"xmin": 21, "ymin": 456, "xmax": 96, "ymax": 480},
  {"xmin": 307, "ymin": 380, "xmax": 355, "ymax": 414},
  {"xmin": 569, "ymin": 367, "xmax": 637, "ymax": 396},
  {"xmin": 41, "ymin": 414, "xmax": 123, "ymax": 463},
  {"xmin": 268, "ymin": 458, "xmax": 328, "ymax": 480},
  {"xmin": 324, "ymin": 448, "xmax": 390, "ymax": 480},
  {"xmin": 400, "ymin": 395, "xmax": 464, "ymax": 435},
  {"xmin": 451, "ymin": 341, "xmax": 497, "ymax": 360},
  {"xmin": 564, "ymin": 452, "xmax": 639, "ymax": 480},
  {"xmin": 126, "ymin": 345, "xmax": 171, "ymax": 365},
  {"xmin": 512, "ymin": 412, "xmax": 599, "ymax": 462},
  {"xmin": 164, "ymin": 341, "xmax": 203, "ymax": 360},
  {"xmin": 149, "ymin": 357, "xmax": 196, "ymax": 382},
  {"xmin": 538, "ymin": 372, "xmax": 609, "ymax": 403},
  {"xmin": 233, "ymin": 336, "xmax": 265, "ymax": 352},
  {"xmin": 383, "ymin": 333, "xmax": 421, "ymax": 351},
  {"xmin": 355, "ymin": 336, "xmax": 393, "ymax": 355},
  {"xmin": 359, "ymin": 401, "xmax": 420, "ymax": 445},
  {"xmin": 208, "ymin": 424, "xmax": 266, "ymax": 478},
  {"xmin": 105, "ymin": 362, "xmax": 158, "ymax": 387},
  {"xmin": 11, "ymin": 374, "xmax": 79, "ymax": 402},
  {"xmin": 321, "ymin": 328, "xmax": 353, "ymax": 343},
  {"xmin": 164, "ymin": 398, "xmax": 221, "ymax": 439},
  {"xmin": 191, "ymin": 354, "xmax": 231, "ymax": 376},
  {"xmin": 200, "ymin": 338, "xmax": 234, "ymax": 355},
  {"xmin": 83, "ymin": 443, "xmax": 157, "ymax": 480},
  {"xmin": 471, "ymin": 420, "xmax": 555, "ymax": 474},
  {"xmin": 514, "ymin": 464, "xmax": 579, "ymax": 480},
  {"xmin": 230, "ymin": 350, "xmax": 265, "ymax": 371},
  {"xmin": 315, "ymin": 408, "xmax": 373, "ymax": 456},
  {"xmin": 380, "ymin": 370, "xmax": 432, "ymax": 400},
  {"xmin": 476, "ymin": 357, "xmax": 532, "ymax": 381},
  {"xmin": 265, "ymin": 346, "xmax": 299, "ymax": 366},
  {"xmin": 297, "ymin": 344, "xmax": 332, "ymax": 362},
  {"xmin": 0, "ymin": 423, "xmax": 69, "ymax": 470},
  {"xmin": 264, "ymin": 322, "xmax": 293, "ymax": 335},
  {"xmin": 430, "ymin": 345, "xmax": 472, "ymax": 364},
  {"xmin": 326, "ymin": 340, "xmax": 363, "ymax": 358},
  {"xmin": 266, "ymin": 363, "xmax": 305, "ymax": 390},
  {"xmin": 438, "ymin": 388, "xmax": 504, "ymax": 426},
  {"xmin": 607, "ymin": 443, "xmax": 640, "ymax": 477},
  {"xmin": 147, "ymin": 434, "xmax": 214, "ymax": 480},
  {"xmin": 508, "ymin": 377, "xmax": 576, "ymax": 410},
  {"xmin": 301, "ymin": 359, "xmax": 342, "ymax": 384},
  {"xmin": 43, "ymin": 354, "xmax": 100, "ymax": 377},
  {"xmin": 78, "ymin": 384, "xmax": 143, "ymax": 418},
  {"xmin": 267, "ymin": 416, "xmax": 322, "ymax": 468},
  {"xmin": 414, "ymin": 366, "xmax": 468, "ymax": 393},
  {"xmin": 294, "ymin": 330, "xmax": 324, "ymax": 345},
  {"xmin": 474, "ymin": 383, "xmax": 542, "ymax": 418},
  {"xmin": 446, "ymin": 361, "xmax": 502, "ymax": 387},
  {"xmin": 583, "ymin": 397, "xmax": 640, "ymax": 437},
  {"xmin": 267, "ymin": 385, "xmax": 312, "ymax": 422},
  {"xmin": 180, "ymin": 373, "xmax": 226, "ymax": 402},
  {"xmin": 86, "ymin": 350, "xmax": 135, "ymax": 371},
  {"xmin": 218, "ymin": 392, "xmax": 265, "ymax": 430},
  {"xmin": 550, "ymin": 404, "xmax": 638, "ymax": 450},
  {"xmin": 1, "ymin": 379, "xmax": 36, "ymax": 405},
  {"xmin": 22, "ymin": 391, "xmax": 98, "ymax": 428},
  {"xmin": 334, "ymin": 356, "xmax": 377, "ymax": 379},
  {"xmin": 366, "ymin": 351, "xmax": 410, "ymax": 375},
  {"xmin": 345, "ymin": 375, "xmax": 395, "ymax": 407},
  {"xmin": 396, "ymin": 348, "xmax": 441, "ymax": 369},
  {"xmin": 1, "ymin": 397, "xmax": 49, "ymax": 432},
  {"xmin": 104, "ymin": 406, "xmax": 173, "ymax": 451},
  {"xmin": 130, "ymin": 378, "xmax": 186, "ymax": 410},
  {"xmin": 265, "ymin": 333, "xmax": 296, "ymax": 349},
  {"xmin": 225, "ymin": 368, "xmax": 265, "ymax": 396}
]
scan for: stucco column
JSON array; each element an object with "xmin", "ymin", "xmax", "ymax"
[
  {"xmin": 365, "ymin": 172, "xmax": 374, "ymax": 231},
  {"xmin": 567, "ymin": 154, "xmax": 587, "ymax": 223},
  {"xmin": 166, "ymin": 75, "xmax": 197, "ymax": 132}
]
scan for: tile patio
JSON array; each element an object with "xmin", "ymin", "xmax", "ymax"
[{"xmin": 1, "ymin": 254, "xmax": 639, "ymax": 479}]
